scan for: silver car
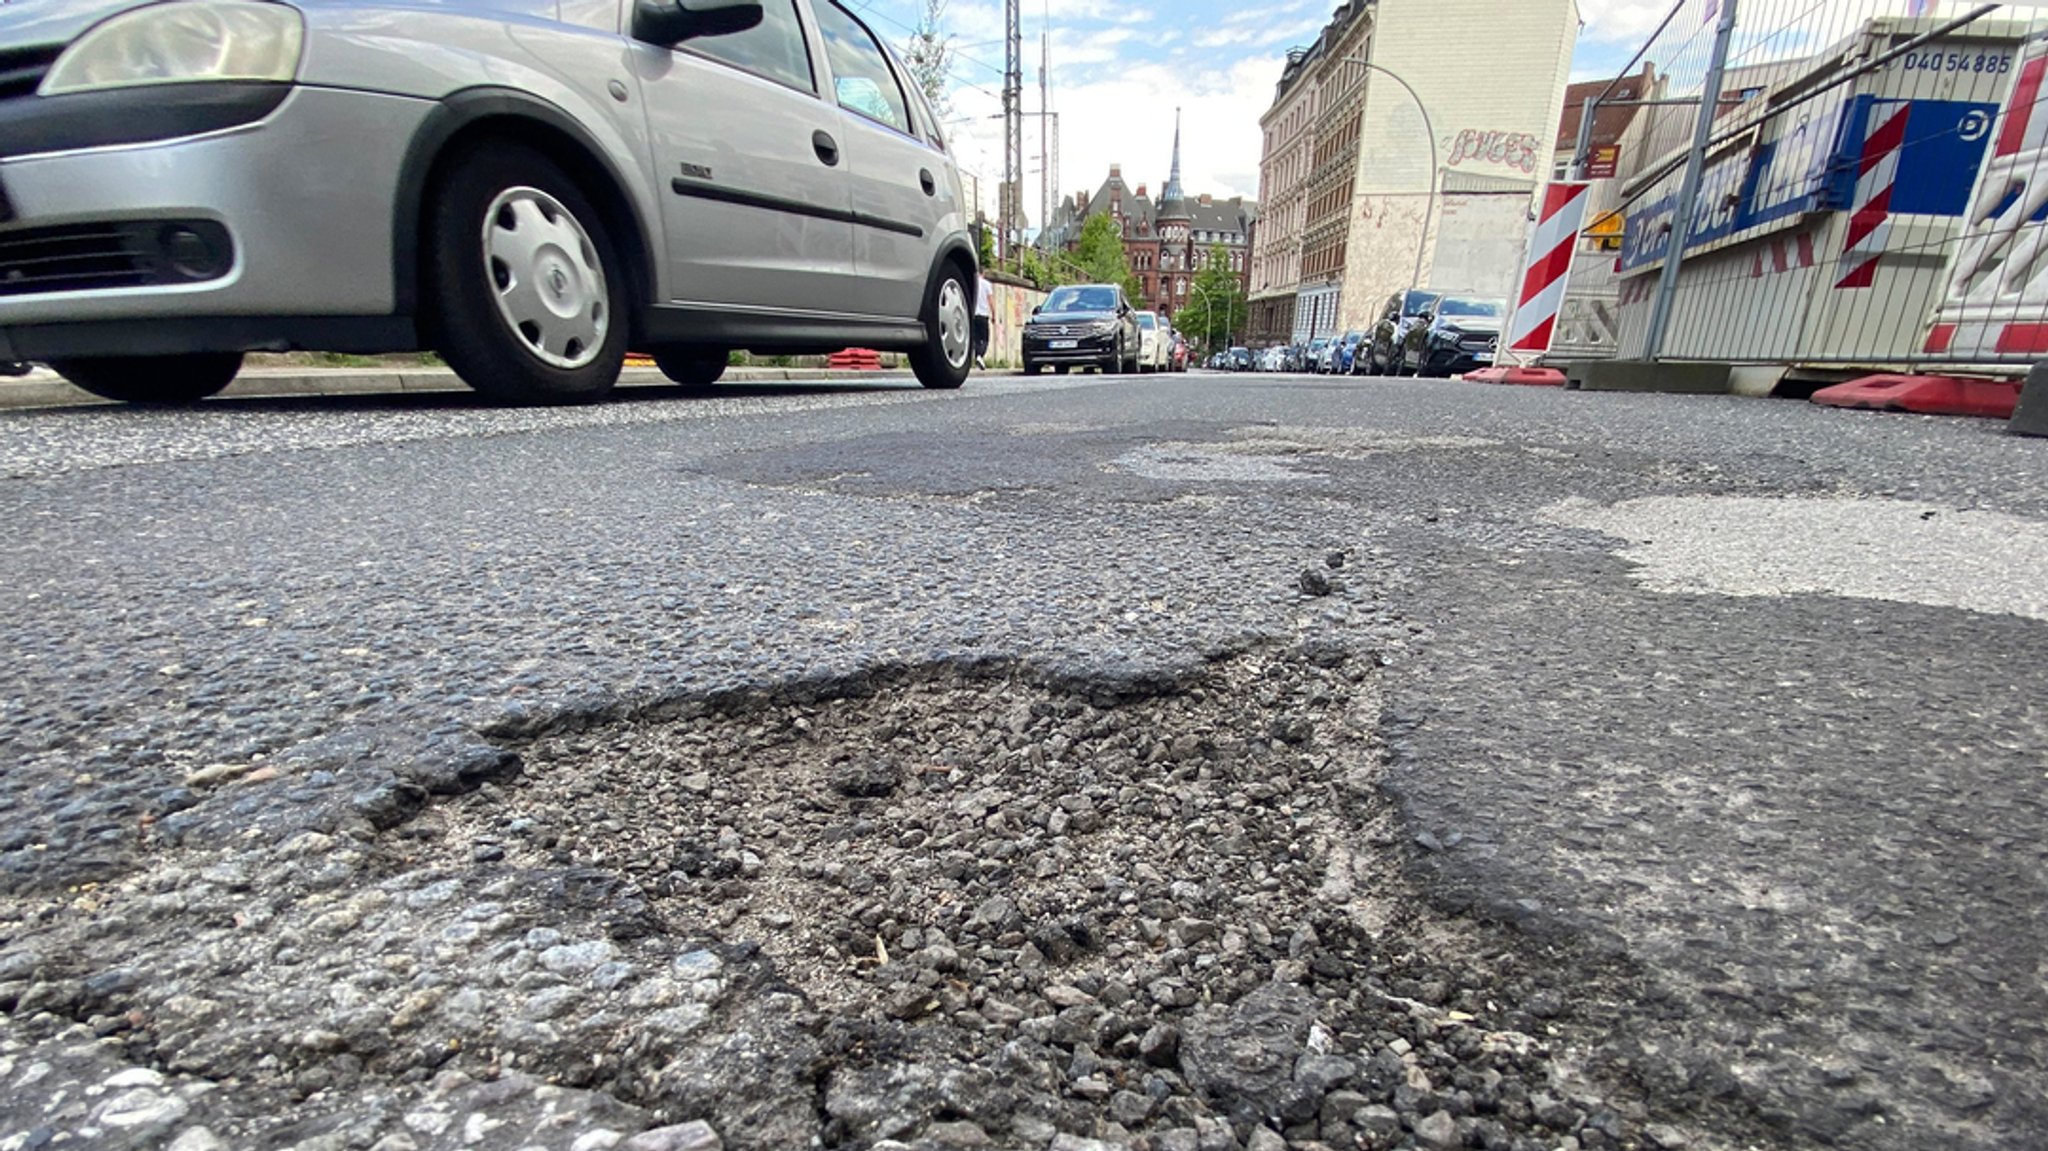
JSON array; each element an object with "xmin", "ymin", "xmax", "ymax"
[{"xmin": 0, "ymin": 0, "xmax": 977, "ymax": 403}]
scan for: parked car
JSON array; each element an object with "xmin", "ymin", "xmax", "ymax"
[
  {"xmin": 1023, "ymin": 283, "xmax": 1140, "ymax": 375},
  {"xmin": 1333, "ymin": 331, "xmax": 1366, "ymax": 375},
  {"xmin": 1133, "ymin": 311, "xmax": 1172, "ymax": 372},
  {"xmin": 0, "ymin": 0, "xmax": 977, "ymax": 404},
  {"xmin": 1301, "ymin": 336, "xmax": 1333, "ymax": 373},
  {"xmin": 1365, "ymin": 289, "xmax": 1445, "ymax": 375},
  {"xmin": 1413, "ymin": 296, "xmax": 1507, "ymax": 377},
  {"xmin": 1228, "ymin": 346, "xmax": 1254, "ymax": 371}
]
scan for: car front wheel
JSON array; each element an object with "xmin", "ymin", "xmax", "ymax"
[
  {"xmin": 427, "ymin": 141, "xmax": 627, "ymax": 405},
  {"xmin": 911, "ymin": 263, "xmax": 972, "ymax": 390},
  {"xmin": 51, "ymin": 353, "xmax": 243, "ymax": 405}
]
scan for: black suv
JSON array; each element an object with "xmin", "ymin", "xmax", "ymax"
[
  {"xmin": 1414, "ymin": 296, "xmax": 1507, "ymax": 377},
  {"xmin": 1023, "ymin": 284, "xmax": 1141, "ymax": 375}
]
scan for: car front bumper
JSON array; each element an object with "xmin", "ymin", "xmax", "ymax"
[
  {"xmin": 1023, "ymin": 331, "xmax": 1118, "ymax": 364},
  {"xmin": 0, "ymin": 83, "xmax": 435, "ymax": 361},
  {"xmin": 1422, "ymin": 346, "xmax": 1496, "ymax": 375}
]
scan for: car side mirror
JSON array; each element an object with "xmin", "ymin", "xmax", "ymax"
[
  {"xmin": 1031, "ymin": 304, "xmax": 1042, "ymax": 316},
  {"xmin": 632, "ymin": 0, "xmax": 763, "ymax": 47}
]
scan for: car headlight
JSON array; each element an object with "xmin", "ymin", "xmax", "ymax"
[
  {"xmin": 1087, "ymin": 320, "xmax": 1119, "ymax": 336},
  {"xmin": 41, "ymin": 0, "xmax": 305, "ymax": 97}
]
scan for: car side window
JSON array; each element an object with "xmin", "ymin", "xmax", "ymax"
[
  {"xmin": 814, "ymin": 1, "xmax": 914, "ymax": 134},
  {"xmin": 683, "ymin": 0, "xmax": 816, "ymax": 94}
]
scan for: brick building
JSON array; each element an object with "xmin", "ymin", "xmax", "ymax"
[{"xmin": 1042, "ymin": 120, "xmax": 1256, "ymax": 322}]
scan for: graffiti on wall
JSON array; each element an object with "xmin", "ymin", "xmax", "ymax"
[{"xmin": 1446, "ymin": 130, "xmax": 1542, "ymax": 174}]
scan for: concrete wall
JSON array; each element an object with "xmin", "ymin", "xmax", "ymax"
[
  {"xmin": 1428, "ymin": 192, "xmax": 1528, "ymax": 301},
  {"xmin": 985, "ymin": 276, "xmax": 1048, "ymax": 369}
]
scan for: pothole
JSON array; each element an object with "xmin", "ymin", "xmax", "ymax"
[
  {"xmin": 0, "ymin": 652, "xmax": 1684, "ymax": 1151},
  {"xmin": 422, "ymin": 651, "xmax": 1668, "ymax": 1150}
]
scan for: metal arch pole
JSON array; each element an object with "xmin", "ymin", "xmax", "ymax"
[
  {"xmin": 1341, "ymin": 58, "xmax": 1438, "ymax": 304},
  {"xmin": 1187, "ymin": 281, "xmax": 1213, "ymax": 348},
  {"xmin": 1644, "ymin": 0, "xmax": 1738, "ymax": 362}
]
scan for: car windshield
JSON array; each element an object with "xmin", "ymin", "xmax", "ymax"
[
  {"xmin": 1402, "ymin": 290, "xmax": 1440, "ymax": 315},
  {"xmin": 1438, "ymin": 297, "xmax": 1505, "ymax": 319},
  {"xmin": 1309, "ymin": 338, "xmax": 1330, "ymax": 348},
  {"xmin": 1043, "ymin": 286, "xmax": 1118, "ymax": 313}
]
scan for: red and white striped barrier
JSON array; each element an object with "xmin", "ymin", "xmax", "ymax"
[
  {"xmin": 1837, "ymin": 102, "xmax": 1909, "ymax": 290},
  {"xmin": 1507, "ymin": 182, "xmax": 1592, "ymax": 355},
  {"xmin": 1924, "ymin": 43, "xmax": 2048, "ymax": 359}
]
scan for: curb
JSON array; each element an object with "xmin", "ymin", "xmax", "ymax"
[{"xmin": 0, "ymin": 366, "xmax": 918, "ymax": 411}]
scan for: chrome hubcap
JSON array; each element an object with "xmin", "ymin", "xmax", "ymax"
[
  {"xmin": 937, "ymin": 278, "xmax": 970, "ymax": 369},
  {"xmin": 482, "ymin": 187, "xmax": 609, "ymax": 370}
]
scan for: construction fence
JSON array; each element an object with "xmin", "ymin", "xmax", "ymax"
[{"xmin": 1554, "ymin": 0, "xmax": 2048, "ymax": 379}]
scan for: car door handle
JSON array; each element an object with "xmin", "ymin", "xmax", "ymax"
[
  {"xmin": 813, "ymin": 130, "xmax": 839, "ymax": 167},
  {"xmin": 919, "ymin": 168, "xmax": 936, "ymax": 196}
]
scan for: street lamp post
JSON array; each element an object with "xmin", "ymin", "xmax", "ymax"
[
  {"xmin": 1337, "ymin": 57, "xmax": 1438, "ymax": 306},
  {"xmin": 1186, "ymin": 282, "xmax": 1212, "ymax": 352},
  {"xmin": 1185, "ymin": 281, "xmax": 1237, "ymax": 351}
]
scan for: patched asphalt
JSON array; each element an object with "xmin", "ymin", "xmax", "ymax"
[{"xmin": 2, "ymin": 372, "xmax": 2045, "ymax": 1149}]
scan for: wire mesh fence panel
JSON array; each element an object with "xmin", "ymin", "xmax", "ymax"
[
  {"xmin": 1567, "ymin": 0, "xmax": 2048, "ymax": 372},
  {"xmin": 1925, "ymin": 31, "xmax": 2048, "ymax": 363}
]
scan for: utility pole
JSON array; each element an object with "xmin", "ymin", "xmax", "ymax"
[
  {"xmin": 1038, "ymin": 27, "xmax": 1050, "ymax": 248},
  {"xmin": 1002, "ymin": 0, "xmax": 1023, "ymax": 260}
]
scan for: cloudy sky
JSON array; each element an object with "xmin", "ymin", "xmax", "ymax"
[{"xmin": 839, "ymin": 0, "xmax": 1681, "ymax": 221}]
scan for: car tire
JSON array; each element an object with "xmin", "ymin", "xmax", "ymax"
[
  {"xmin": 1023, "ymin": 360, "xmax": 1041, "ymax": 376},
  {"xmin": 910, "ymin": 261, "xmax": 972, "ymax": 390},
  {"xmin": 1055, "ymin": 365, "xmax": 1071, "ymax": 375},
  {"xmin": 426, "ymin": 142, "xmax": 628, "ymax": 405},
  {"xmin": 0, "ymin": 361, "xmax": 32, "ymax": 378},
  {"xmin": 652, "ymin": 347, "xmax": 727, "ymax": 390},
  {"xmin": 50, "ymin": 353, "xmax": 243, "ymax": 405}
]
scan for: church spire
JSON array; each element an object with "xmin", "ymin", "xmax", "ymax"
[{"xmin": 1160, "ymin": 108, "xmax": 1189, "ymax": 221}]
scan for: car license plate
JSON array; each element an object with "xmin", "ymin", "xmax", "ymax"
[{"xmin": 1049, "ymin": 340, "xmax": 1078, "ymax": 350}]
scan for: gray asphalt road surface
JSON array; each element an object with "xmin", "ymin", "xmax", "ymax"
[{"xmin": 1, "ymin": 371, "xmax": 2044, "ymax": 1150}]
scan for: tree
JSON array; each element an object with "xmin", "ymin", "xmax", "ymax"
[
  {"xmin": 976, "ymin": 220, "xmax": 997, "ymax": 271},
  {"xmin": 1072, "ymin": 214, "xmax": 1143, "ymax": 302},
  {"xmin": 902, "ymin": 0, "xmax": 953, "ymax": 119},
  {"xmin": 1187, "ymin": 244, "xmax": 1248, "ymax": 349}
]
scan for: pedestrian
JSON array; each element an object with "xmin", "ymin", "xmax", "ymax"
[{"xmin": 973, "ymin": 272, "xmax": 993, "ymax": 371}]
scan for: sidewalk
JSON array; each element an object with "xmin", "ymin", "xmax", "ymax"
[{"xmin": 0, "ymin": 365, "xmax": 915, "ymax": 411}]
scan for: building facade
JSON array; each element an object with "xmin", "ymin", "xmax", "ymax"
[
  {"xmin": 1249, "ymin": 0, "xmax": 1578, "ymax": 343},
  {"xmin": 1340, "ymin": 0, "xmax": 1578, "ymax": 330},
  {"xmin": 1298, "ymin": 0, "xmax": 1375, "ymax": 341},
  {"xmin": 1248, "ymin": 38, "xmax": 1323, "ymax": 344}
]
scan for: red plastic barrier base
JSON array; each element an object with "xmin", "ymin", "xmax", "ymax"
[
  {"xmin": 1809, "ymin": 374, "xmax": 2021, "ymax": 420},
  {"xmin": 1461, "ymin": 366, "xmax": 1567, "ymax": 387},
  {"xmin": 827, "ymin": 348, "xmax": 884, "ymax": 371}
]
